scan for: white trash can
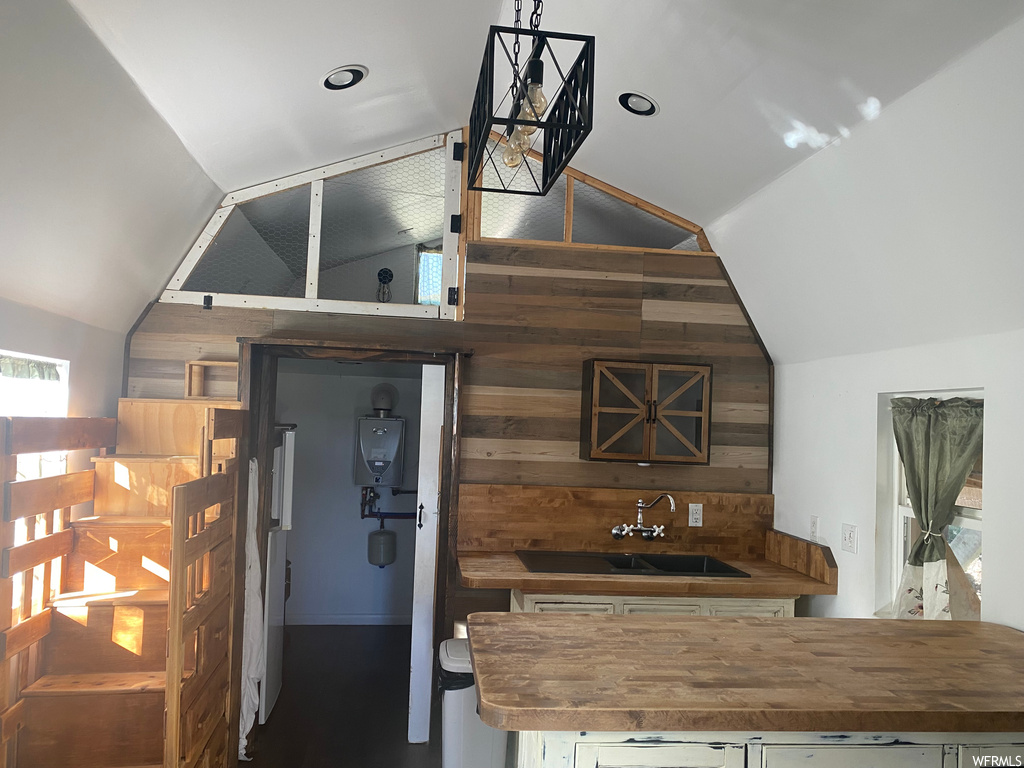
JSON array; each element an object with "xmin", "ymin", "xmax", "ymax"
[{"xmin": 439, "ymin": 638, "xmax": 507, "ymax": 768}]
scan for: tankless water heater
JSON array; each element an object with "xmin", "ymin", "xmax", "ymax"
[{"xmin": 354, "ymin": 417, "xmax": 405, "ymax": 487}]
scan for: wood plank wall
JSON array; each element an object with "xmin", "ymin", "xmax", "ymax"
[
  {"xmin": 126, "ymin": 240, "xmax": 772, "ymax": 620},
  {"xmin": 459, "ymin": 244, "xmax": 769, "ymax": 491},
  {"xmin": 458, "ymin": 485, "xmax": 774, "ymax": 560},
  {"xmin": 129, "ymin": 242, "xmax": 769, "ymax": 493}
]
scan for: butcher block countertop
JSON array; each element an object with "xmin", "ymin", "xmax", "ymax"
[
  {"xmin": 458, "ymin": 552, "xmax": 835, "ymax": 598},
  {"xmin": 467, "ymin": 613, "xmax": 1024, "ymax": 733}
]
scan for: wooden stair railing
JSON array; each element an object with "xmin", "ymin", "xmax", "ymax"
[
  {"xmin": 165, "ymin": 407, "xmax": 244, "ymax": 768},
  {"xmin": 0, "ymin": 415, "xmax": 117, "ymax": 766},
  {"xmin": 0, "ymin": 400, "xmax": 243, "ymax": 767}
]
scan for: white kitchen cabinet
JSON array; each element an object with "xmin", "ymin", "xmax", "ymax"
[
  {"xmin": 511, "ymin": 590, "xmax": 795, "ymax": 618},
  {"xmin": 761, "ymin": 744, "xmax": 951, "ymax": 767},
  {"xmin": 706, "ymin": 601, "xmax": 790, "ymax": 618},
  {"xmin": 519, "ymin": 732, "xmax": 1020, "ymax": 768},
  {"xmin": 958, "ymin": 745, "xmax": 1024, "ymax": 765},
  {"xmin": 577, "ymin": 742, "xmax": 744, "ymax": 767},
  {"xmin": 533, "ymin": 600, "xmax": 615, "ymax": 614},
  {"xmin": 622, "ymin": 601, "xmax": 702, "ymax": 616}
]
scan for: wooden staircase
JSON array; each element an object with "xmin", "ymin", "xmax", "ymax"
[{"xmin": 0, "ymin": 397, "xmax": 243, "ymax": 768}]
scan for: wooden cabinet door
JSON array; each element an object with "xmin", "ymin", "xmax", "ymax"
[
  {"xmin": 576, "ymin": 743, "xmax": 744, "ymax": 767},
  {"xmin": 588, "ymin": 361, "xmax": 651, "ymax": 461},
  {"xmin": 649, "ymin": 364, "xmax": 711, "ymax": 464}
]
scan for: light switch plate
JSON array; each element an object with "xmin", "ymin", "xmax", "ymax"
[
  {"xmin": 841, "ymin": 523, "xmax": 858, "ymax": 554},
  {"xmin": 689, "ymin": 503, "xmax": 703, "ymax": 527},
  {"xmin": 810, "ymin": 515, "xmax": 819, "ymax": 542}
]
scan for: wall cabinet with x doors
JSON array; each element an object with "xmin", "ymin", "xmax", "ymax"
[{"xmin": 580, "ymin": 360, "xmax": 711, "ymax": 464}]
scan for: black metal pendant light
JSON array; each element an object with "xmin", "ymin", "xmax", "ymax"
[{"xmin": 467, "ymin": 0, "xmax": 594, "ymax": 196}]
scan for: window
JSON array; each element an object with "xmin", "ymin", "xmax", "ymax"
[
  {"xmin": 880, "ymin": 390, "xmax": 983, "ymax": 613},
  {"xmin": 415, "ymin": 246, "xmax": 443, "ymax": 306},
  {"xmin": 0, "ymin": 349, "xmax": 70, "ymax": 618},
  {"xmin": 895, "ymin": 451, "xmax": 982, "ymax": 601},
  {"xmin": 876, "ymin": 389, "xmax": 985, "ymax": 617}
]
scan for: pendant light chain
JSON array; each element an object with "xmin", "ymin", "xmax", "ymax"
[
  {"xmin": 510, "ymin": 1, "xmax": 543, "ymax": 100},
  {"xmin": 511, "ymin": 0, "xmax": 523, "ymax": 100}
]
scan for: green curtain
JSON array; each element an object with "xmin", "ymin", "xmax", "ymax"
[
  {"xmin": 0, "ymin": 354, "xmax": 60, "ymax": 381},
  {"xmin": 891, "ymin": 397, "xmax": 984, "ymax": 566}
]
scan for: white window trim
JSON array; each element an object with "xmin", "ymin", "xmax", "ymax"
[{"xmin": 161, "ymin": 131, "xmax": 463, "ymax": 321}]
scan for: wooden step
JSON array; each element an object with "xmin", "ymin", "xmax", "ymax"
[
  {"xmin": 67, "ymin": 517, "xmax": 170, "ymax": 592},
  {"xmin": 116, "ymin": 397, "xmax": 240, "ymax": 456},
  {"xmin": 53, "ymin": 588, "xmax": 169, "ymax": 607},
  {"xmin": 19, "ymin": 673, "xmax": 164, "ymax": 768},
  {"xmin": 92, "ymin": 454, "xmax": 201, "ymax": 517},
  {"xmin": 44, "ymin": 590, "xmax": 169, "ymax": 675},
  {"xmin": 23, "ymin": 671, "xmax": 165, "ymax": 696}
]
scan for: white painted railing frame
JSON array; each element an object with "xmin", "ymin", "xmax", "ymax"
[
  {"xmin": 440, "ymin": 129, "xmax": 463, "ymax": 321},
  {"xmin": 161, "ymin": 132, "xmax": 464, "ymax": 321}
]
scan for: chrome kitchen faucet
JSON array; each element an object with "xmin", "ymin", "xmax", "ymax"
[{"xmin": 611, "ymin": 494, "xmax": 675, "ymax": 540}]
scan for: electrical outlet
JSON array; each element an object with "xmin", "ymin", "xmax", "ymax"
[
  {"xmin": 810, "ymin": 515, "xmax": 819, "ymax": 542},
  {"xmin": 841, "ymin": 523, "xmax": 858, "ymax": 554},
  {"xmin": 688, "ymin": 503, "xmax": 703, "ymax": 527}
]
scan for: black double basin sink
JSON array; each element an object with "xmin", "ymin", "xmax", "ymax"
[{"xmin": 515, "ymin": 550, "xmax": 750, "ymax": 578}]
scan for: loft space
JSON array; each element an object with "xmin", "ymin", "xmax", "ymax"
[{"xmin": 164, "ymin": 135, "xmax": 704, "ymax": 319}]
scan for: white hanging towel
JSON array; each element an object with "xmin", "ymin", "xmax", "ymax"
[{"xmin": 239, "ymin": 458, "xmax": 266, "ymax": 760}]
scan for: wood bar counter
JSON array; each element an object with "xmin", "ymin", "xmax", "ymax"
[{"xmin": 467, "ymin": 613, "xmax": 1024, "ymax": 733}]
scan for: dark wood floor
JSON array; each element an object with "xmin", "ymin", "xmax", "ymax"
[{"xmin": 246, "ymin": 625, "xmax": 442, "ymax": 768}]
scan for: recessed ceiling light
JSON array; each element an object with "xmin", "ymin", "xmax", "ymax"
[
  {"xmin": 322, "ymin": 65, "xmax": 369, "ymax": 91},
  {"xmin": 618, "ymin": 91, "xmax": 659, "ymax": 117}
]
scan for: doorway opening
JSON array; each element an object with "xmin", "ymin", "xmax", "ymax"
[{"xmin": 242, "ymin": 344, "xmax": 457, "ymax": 767}]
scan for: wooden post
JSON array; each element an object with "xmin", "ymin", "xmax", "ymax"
[
  {"xmin": 0, "ymin": 418, "xmax": 14, "ymax": 768},
  {"xmin": 164, "ymin": 484, "xmax": 188, "ymax": 768},
  {"xmin": 564, "ymin": 176, "xmax": 574, "ymax": 242}
]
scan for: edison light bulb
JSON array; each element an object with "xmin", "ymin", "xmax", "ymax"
[
  {"xmin": 517, "ymin": 82, "xmax": 548, "ymax": 135},
  {"xmin": 502, "ymin": 128, "xmax": 529, "ymax": 167},
  {"xmin": 501, "ymin": 140, "xmax": 523, "ymax": 168}
]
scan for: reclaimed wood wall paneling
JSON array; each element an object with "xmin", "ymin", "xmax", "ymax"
[
  {"xmin": 127, "ymin": 241, "xmax": 771, "ymax": 495},
  {"xmin": 457, "ymin": 484, "xmax": 774, "ymax": 559}
]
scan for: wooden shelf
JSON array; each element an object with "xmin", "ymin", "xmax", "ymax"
[{"xmin": 184, "ymin": 360, "xmax": 238, "ymax": 399}]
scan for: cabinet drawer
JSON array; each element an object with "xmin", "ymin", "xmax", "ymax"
[
  {"xmin": 533, "ymin": 601, "xmax": 615, "ymax": 614},
  {"xmin": 959, "ymin": 745, "xmax": 1024, "ymax": 766},
  {"xmin": 577, "ymin": 742, "xmax": 744, "ymax": 767},
  {"xmin": 706, "ymin": 600, "xmax": 791, "ymax": 618},
  {"xmin": 622, "ymin": 602, "xmax": 702, "ymax": 616},
  {"xmin": 762, "ymin": 745, "xmax": 945, "ymax": 767}
]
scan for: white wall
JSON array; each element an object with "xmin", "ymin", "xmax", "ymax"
[
  {"xmin": 707, "ymin": 18, "xmax": 1024, "ymax": 630},
  {"xmin": 773, "ymin": 330, "xmax": 1022, "ymax": 630},
  {"xmin": 1, "ymin": 0, "xmax": 222, "ymax": 334},
  {"xmin": 0, "ymin": 296, "xmax": 122, "ymax": 418},
  {"xmin": 275, "ymin": 362, "xmax": 423, "ymax": 625},
  {"xmin": 709, "ymin": 15, "xmax": 1024, "ymax": 366}
]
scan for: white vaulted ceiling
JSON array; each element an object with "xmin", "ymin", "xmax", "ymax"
[
  {"xmin": 7, "ymin": 0, "xmax": 1024, "ymax": 343},
  {"xmin": 65, "ymin": 0, "xmax": 505, "ymax": 192},
  {"xmin": 68, "ymin": 0, "xmax": 1024, "ymax": 224}
]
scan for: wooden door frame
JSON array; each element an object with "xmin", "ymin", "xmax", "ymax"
[{"xmin": 230, "ymin": 337, "xmax": 465, "ymax": 760}]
